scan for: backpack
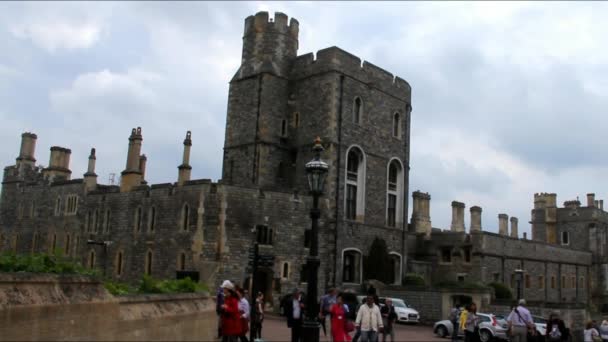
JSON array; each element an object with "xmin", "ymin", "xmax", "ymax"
[{"xmin": 549, "ymin": 325, "xmax": 562, "ymax": 341}]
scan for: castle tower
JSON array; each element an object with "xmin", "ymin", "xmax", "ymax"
[
  {"xmin": 42, "ymin": 146, "xmax": 71, "ymax": 182},
  {"xmin": 470, "ymin": 206, "xmax": 482, "ymax": 232},
  {"xmin": 16, "ymin": 132, "xmax": 37, "ymax": 170},
  {"xmin": 450, "ymin": 201, "xmax": 465, "ymax": 232},
  {"xmin": 222, "ymin": 12, "xmax": 299, "ymax": 189},
  {"xmin": 178, "ymin": 131, "xmax": 192, "ymax": 186},
  {"xmin": 411, "ymin": 191, "xmax": 432, "ymax": 237},
  {"xmin": 120, "ymin": 127, "xmax": 143, "ymax": 192},
  {"xmin": 84, "ymin": 148, "xmax": 97, "ymax": 191}
]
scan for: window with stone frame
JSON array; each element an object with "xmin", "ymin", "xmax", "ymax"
[
  {"xmin": 54, "ymin": 196, "xmax": 62, "ymax": 216},
  {"xmin": 342, "ymin": 249, "xmax": 362, "ymax": 284},
  {"xmin": 281, "ymin": 119, "xmax": 287, "ymax": 137},
  {"xmin": 293, "ymin": 112, "xmax": 300, "ymax": 128},
  {"xmin": 145, "ymin": 250, "xmax": 153, "ymax": 276},
  {"xmin": 148, "ymin": 207, "xmax": 156, "ymax": 232},
  {"xmin": 345, "ymin": 147, "xmax": 365, "ymax": 221},
  {"xmin": 551, "ymin": 276, "xmax": 556, "ymax": 289},
  {"xmin": 392, "ymin": 112, "xmax": 401, "ymax": 138},
  {"xmin": 181, "ymin": 204, "xmax": 190, "ymax": 231},
  {"xmin": 580, "ymin": 276, "xmax": 585, "ymax": 289},
  {"xmin": 282, "ymin": 262, "xmax": 289, "ymax": 279},
  {"xmin": 353, "ymin": 97, "xmax": 363, "ymax": 124},
  {"xmin": 561, "ymin": 231, "xmax": 569, "ymax": 245},
  {"xmin": 539, "ymin": 275, "xmax": 545, "ymax": 289},
  {"xmin": 115, "ymin": 251, "xmax": 124, "ymax": 276},
  {"xmin": 525, "ymin": 274, "xmax": 531, "ymax": 288},
  {"xmin": 441, "ymin": 248, "xmax": 452, "ymax": 263},
  {"xmin": 92, "ymin": 210, "xmax": 98, "ymax": 233},
  {"xmin": 65, "ymin": 195, "xmax": 78, "ymax": 215},
  {"xmin": 178, "ymin": 252, "xmax": 186, "ymax": 271},
  {"xmin": 31, "ymin": 233, "xmax": 39, "ymax": 253},
  {"xmin": 571, "ymin": 276, "xmax": 576, "ymax": 289},
  {"xmin": 493, "ymin": 272, "xmax": 500, "ymax": 282},
  {"xmin": 256, "ymin": 225, "xmax": 273, "ymax": 245},
  {"xmin": 561, "ymin": 275, "xmax": 566, "ymax": 288},
  {"xmin": 74, "ymin": 236, "xmax": 80, "ymax": 256},
  {"xmin": 134, "ymin": 207, "xmax": 142, "ymax": 232},
  {"xmin": 88, "ymin": 250, "xmax": 96, "ymax": 269},
  {"xmin": 386, "ymin": 160, "xmax": 403, "ymax": 228},
  {"xmin": 12, "ymin": 234, "xmax": 19, "ymax": 252}
]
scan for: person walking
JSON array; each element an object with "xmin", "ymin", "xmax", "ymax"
[
  {"xmin": 330, "ymin": 294, "xmax": 350, "ymax": 342},
  {"xmin": 319, "ymin": 288, "xmax": 338, "ymax": 338},
  {"xmin": 355, "ymin": 294, "xmax": 383, "ymax": 342},
  {"xmin": 220, "ymin": 281, "xmax": 241, "ymax": 342},
  {"xmin": 352, "ymin": 297, "xmax": 366, "ymax": 342},
  {"xmin": 506, "ymin": 299, "xmax": 534, "ymax": 342},
  {"xmin": 461, "ymin": 302, "xmax": 479, "ymax": 342},
  {"xmin": 449, "ymin": 305, "xmax": 461, "ymax": 342},
  {"xmin": 254, "ymin": 292, "xmax": 264, "ymax": 340},
  {"xmin": 598, "ymin": 320, "xmax": 608, "ymax": 342},
  {"xmin": 585, "ymin": 320, "xmax": 601, "ymax": 342},
  {"xmin": 380, "ymin": 298, "xmax": 397, "ymax": 342},
  {"xmin": 236, "ymin": 287, "xmax": 250, "ymax": 342},
  {"xmin": 546, "ymin": 311, "xmax": 568, "ymax": 341},
  {"xmin": 284, "ymin": 288, "xmax": 305, "ymax": 342}
]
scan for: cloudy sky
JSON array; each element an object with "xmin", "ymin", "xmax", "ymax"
[{"xmin": 1, "ymin": 1, "xmax": 608, "ymax": 237}]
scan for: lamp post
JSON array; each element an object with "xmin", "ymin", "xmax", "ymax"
[
  {"xmin": 302, "ymin": 137, "xmax": 329, "ymax": 342},
  {"xmin": 514, "ymin": 268, "xmax": 524, "ymax": 300}
]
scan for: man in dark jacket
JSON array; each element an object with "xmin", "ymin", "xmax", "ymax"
[
  {"xmin": 546, "ymin": 311, "xmax": 569, "ymax": 341},
  {"xmin": 284, "ymin": 288, "xmax": 305, "ymax": 342},
  {"xmin": 381, "ymin": 298, "xmax": 398, "ymax": 342}
]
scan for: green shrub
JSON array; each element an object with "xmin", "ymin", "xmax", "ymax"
[
  {"xmin": 0, "ymin": 252, "xmax": 98, "ymax": 276},
  {"xmin": 402, "ymin": 273, "xmax": 426, "ymax": 286},
  {"xmin": 136, "ymin": 275, "xmax": 208, "ymax": 294},
  {"xmin": 104, "ymin": 281, "xmax": 134, "ymax": 296},
  {"xmin": 488, "ymin": 282, "xmax": 513, "ymax": 299}
]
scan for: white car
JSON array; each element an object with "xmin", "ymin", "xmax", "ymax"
[{"xmin": 380, "ymin": 297, "xmax": 420, "ymax": 324}]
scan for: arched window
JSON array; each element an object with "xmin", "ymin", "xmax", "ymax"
[
  {"xmin": 134, "ymin": 207, "xmax": 142, "ymax": 232},
  {"xmin": 104, "ymin": 209, "xmax": 111, "ymax": 233},
  {"xmin": 389, "ymin": 252, "xmax": 402, "ymax": 285},
  {"xmin": 293, "ymin": 112, "xmax": 300, "ymax": 128},
  {"xmin": 148, "ymin": 207, "xmax": 156, "ymax": 232},
  {"xmin": 88, "ymin": 250, "xmax": 96, "ymax": 269},
  {"xmin": 31, "ymin": 233, "xmax": 39, "ymax": 253},
  {"xmin": 386, "ymin": 159, "xmax": 403, "ymax": 227},
  {"xmin": 115, "ymin": 251, "xmax": 123, "ymax": 276},
  {"xmin": 178, "ymin": 252, "xmax": 186, "ymax": 271},
  {"xmin": 282, "ymin": 262, "xmax": 290, "ymax": 279},
  {"xmin": 393, "ymin": 112, "xmax": 401, "ymax": 138},
  {"xmin": 353, "ymin": 97, "xmax": 363, "ymax": 124},
  {"xmin": 561, "ymin": 231, "xmax": 569, "ymax": 245},
  {"xmin": 65, "ymin": 234, "xmax": 70, "ymax": 257},
  {"xmin": 181, "ymin": 204, "xmax": 190, "ymax": 231},
  {"xmin": 281, "ymin": 119, "xmax": 287, "ymax": 137},
  {"xmin": 345, "ymin": 146, "xmax": 366, "ymax": 221},
  {"xmin": 145, "ymin": 250, "xmax": 153, "ymax": 276},
  {"xmin": 342, "ymin": 249, "xmax": 362, "ymax": 284}
]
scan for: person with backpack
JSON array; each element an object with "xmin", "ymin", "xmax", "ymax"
[
  {"xmin": 546, "ymin": 311, "xmax": 568, "ymax": 341},
  {"xmin": 449, "ymin": 305, "xmax": 461, "ymax": 342}
]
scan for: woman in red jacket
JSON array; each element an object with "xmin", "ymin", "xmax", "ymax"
[{"xmin": 220, "ymin": 281, "xmax": 241, "ymax": 342}]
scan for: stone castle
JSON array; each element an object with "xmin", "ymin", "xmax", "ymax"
[{"xmin": 0, "ymin": 12, "xmax": 606, "ymax": 311}]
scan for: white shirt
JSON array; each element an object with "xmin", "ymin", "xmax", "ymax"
[
  {"xmin": 293, "ymin": 298, "xmax": 301, "ymax": 319},
  {"xmin": 584, "ymin": 328, "xmax": 599, "ymax": 342},
  {"xmin": 507, "ymin": 306, "xmax": 533, "ymax": 327},
  {"xmin": 356, "ymin": 303, "xmax": 384, "ymax": 332},
  {"xmin": 239, "ymin": 297, "xmax": 250, "ymax": 319}
]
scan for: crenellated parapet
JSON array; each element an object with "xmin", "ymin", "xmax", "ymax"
[{"xmin": 291, "ymin": 46, "xmax": 411, "ymax": 101}]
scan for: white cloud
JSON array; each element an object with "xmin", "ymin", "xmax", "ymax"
[{"xmin": 10, "ymin": 21, "xmax": 103, "ymax": 52}]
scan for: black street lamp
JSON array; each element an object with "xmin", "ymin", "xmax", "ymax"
[{"xmin": 302, "ymin": 137, "xmax": 329, "ymax": 342}]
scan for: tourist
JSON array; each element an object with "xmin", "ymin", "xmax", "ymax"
[
  {"xmin": 585, "ymin": 320, "xmax": 601, "ymax": 342},
  {"xmin": 236, "ymin": 287, "xmax": 250, "ymax": 342},
  {"xmin": 254, "ymin": 292, "xmax": 264, "ymax": 340},
  {"xmin": 220, "ymin": 280, "xmax": 241, "ymax": 342},
  {"xmin": 449, "ymin": 305, "xmax": 461, "ymax": 342},
  {"xmin": 599, "ymin": 320, "xmax": 608, "ymax": 342},
  {"xmin": 380, "ymin": 298, "xmax": 397, "ymax": 342},
  {"xmin": 352, "ymin": 297, "xmax": 366, "ymax": 342},
  {"xmin": 546, "ymin": 311, "xmax": 568, "ymax": 341},
  {"xmin": 284, "ymin": 288, "xmax": 304, "ymax": 342},
  {"xmin": 461, "ymin": 302, "xmax": 479, "ymax": 342},
  {"xmin": 355, "ymin": 294, "xmax": 383, "ymax": 342},
  {"xmin": 319, "ymin": 288, "xmax": 338, "ymax": 337},
  {"xmin": 506, "ymin": 299, "xmax": 534, "ymax": 342},
  {"xmin": 329, "ymin": 294, "xmax": 350, "ymax": 342}
]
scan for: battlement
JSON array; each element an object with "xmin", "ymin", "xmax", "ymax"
[
  {"xmin": 412, "ymin": 190, "xmax": 431, "ymax": 200},
  {"xmin": 534, "ymin": 192, "xmax": 557, "ymax": 209},
  {"xmin": 291, "ymin": 46, "xmax": 411, "ymax": 100},
  {"xmin": 243, "ymin": 11, "xmax": 299, "ymax": 39}
]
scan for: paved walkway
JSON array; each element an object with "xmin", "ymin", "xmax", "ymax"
[{"xmin": 256, "ymin": 315, "xmax": 445, "ymax": 342}]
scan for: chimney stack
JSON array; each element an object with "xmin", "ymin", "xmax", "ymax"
[
  {"xmin": 601, "ymin": 200, "xmax": 604, "ymax": 211},
  {"xmin": 498, "ymin": 214, "xmax": 509, "ymax": 235},
  {"xmin": 84, "ymin": 148, "xmax": 97, "ymax": 191},
  {"xmin": 139, "ymin": 154, "xmax": 147, "ymax": 185},
  {"xmin": 16, "ymin": 132, "xmax": 37, "ymax": 169},
  {"xmin": 178, "ymin": 131, "xmax": 193, "ymax": 186},
  {"xmin": 510, "ymin": 217, "xmax": 519, "ymax": 238},
  {"xmin": 523, "ymin": 232, "xmax": 527, "ymax": 240},
  {"xmin": 587, "ymin": 193, "xmax": 596, "ymax": 207},
  {"xmin": 450, "ymin": 201, "xmax": 465, "ymax": 232},
  {"xmin": 411, "ymin": 191, "xmax": 432, "ymax": 237},
  {"xmin": 120, "ymin": 127, "xmax": 144, "ymax": 192},
  {"xmin": 470, "ymin": 206, "xmax": 482, "ymax": 232},
  {"xmin": 42, "ymin": 146, "xmax": 72, "ymax": 181}
]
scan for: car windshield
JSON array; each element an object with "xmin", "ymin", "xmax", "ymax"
[{"xmin": 391, "ymin": 299, "xmax": 408, "ymax": 308}]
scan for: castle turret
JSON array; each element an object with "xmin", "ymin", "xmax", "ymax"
[
  {"xmin": 139, "ymin": 154, "xmax": 147, "ymax": 185},
  {"xmin": 16, "ymin": 132, "xmax": 37, "ymax": 169},
  {"xmin": 84, "ymin": 148, "xmax": 97, "ymax": 191},
  {"xmin": 42, "ymin": 146, "xmax": 71, "ymax": 182},
  {"xmin": 450, "ymin": 201, "xmax": 465, "ymax": 232},
  {"xmin": 510, "ymin": 217, "xmax": 519, "ymax": 238},
  {"xmin": 411, "ymin": 191, "xmax": 431, "ymax": 237},
  {"xmin": 178, "ymin": 131, "xmax": 192, "ymax": 186},
  {"xmin": 470, "ymin": 206, "xmax": 482, "ymax": 232},
  {"xmin": 120, "ymin": 127, "xmax": 143, "ymax": 192},
  {"xmin": 587, "ymin": 193, "xmax": 596, "ymax": 207},
  {"xmin": 498, "ymin": 213, "xmax": 509, "ymax": 236}
]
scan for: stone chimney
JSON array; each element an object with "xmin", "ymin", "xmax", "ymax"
[
  {"xmin": 587, "ymin": 193, "xmax": 595, "ymax": 207},
  {"xmin": 470, "ymin": 206, "xmax": 482, "ymax": 232},
  {"xmin": 411, "ymin": 191, "xmax": 432, "ymax": 237},
  {"xmin": 120, "ymin": 127, "xmax": 143, "ymax": 192},
  {"xmin": 510, "ymin": 217, "xmax": 519, "ymax": 238},
  {"xmin": 523, "ymin": 232, "xmax": 527, "ymax": 240},
  {"xmin": 450, "ymin": 201, "xmax": 465, "ymax": 232},
  {"xmin": 84, "ymin": 148, "xmax": 97, "ymax": 191},
  {"xmin": 16, "ymin": 132, "xmax": 37, "ymax": 169},
  {"xmin": 601, "ymin": 200, "xmax": 604, "ymax": 211},
  {"xmin": 42, "ymin": 146, "xmax": 72, "ymax": 181},
  {"xmin": 498, "ymin": 214, "xmax": 509, "ymax": 235},
  {"xmin": 139, "ymin": 155, "xmax": 147, "ymax": 185},
  {"xmin": 178, "ymin": 131, "xmax": 193, "ymax": 186}
]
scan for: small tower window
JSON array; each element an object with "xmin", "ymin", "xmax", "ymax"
[
  {"xmin": 282, "ymin": 262, "xmax": 290, "ymax": 279},
  {"xmin": 145, "ymin": 250, "xmax": 153, "ymax": 276},
  {"xmin": 561, "ymin": 231, "xmax": 569, "ymax": 245},
  {"xmin": 88, "ymin": 250, "xmax": 96, "ymax": 269},
  {"xmin": 393, "ymin": 112, "xmax": 401, "ymax": 138},
  {"xmin": 134, "ymin": 207, "xmax": 142, "ymax": 232},
  {"xmin": 65, "ymin": 234, "xmax": 70, "ymax": 256},
  {"xmin": 116, "ymin": 251, "xmax": 123, "ymax": 276},
  {"xmin": 441, "ymin": 248, "xmax": 452, "ymax": 263},
  {"xmin": 149, "ymin": 207, "xmax": 156, "ymax": 232},
  {"xmin": 181, "ymin": 204, "xmax": 190, "ymax": 231},
  {"xmin": 256, "ymin": 225, "xmax": 273, "ymax": 245},
  {"xmin": 281, "ymin": 119, "xmax": 287, "ymax": 137},
  {"xmin": 54, "ymin": 197, "xmax": 62, "ymax": 216},
  {"xmin": 178, "ymin": 252, "xmax": 186, "ymax": 271},
  {"xmin": 353, "ymin": 97, "xmax": 363, "ymax": 124},
  {"xmin": 293, "ymin": 112, "xmax": 300, "ymax": 128}
]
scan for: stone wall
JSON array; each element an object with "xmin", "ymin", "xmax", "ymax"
[{"xmin": 0, "ymin": 273, "xmax": 215, "ymax": 341}]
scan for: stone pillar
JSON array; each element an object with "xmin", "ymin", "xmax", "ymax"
[
  {"xmin": 42, "ymin": 146, "xmax": 72, "ymax": 181},
  {"xmin": 139, "ymin": 155, "xmax": 147, "ymax": 185},
  {"xmin": 411, "ymin": 191, "xmax": 432, "ymax": 237},
  {"xmin": 601, "ymin": 200, "xmax": 604, "ymax": 211},
  {"xmin": 498, "ymin": 214, "xmax": 509, "ymax": 236},
  {"xmin": 587, "ymin": 193, "xmax": 595, "ymax": 207},
  {"xmin": 120, "ymin": 127, "xmax": 143, "ymax": 192},
  {"xmin": 510, "ymin": 217, "xmax": 519, "ymax": 238},
  {"xmin": 470, "ymin": 206, "xmax": 482, "ymax": 232},
  {"xmin": 450, "ymin": 201, "xmax": 465, "ymax": 232},
  {"xmin": 16, "ymin": 132, "xmax": 37, "ymax": 168},
  {"xmin": 178, "ymin": 131, "xmax": 193, "ymax": 186},
  {"xmin": 84, "ymin": 148, "xmax": 97, "ymax": 191}
]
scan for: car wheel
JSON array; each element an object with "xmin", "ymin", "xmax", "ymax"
[
  {"xmin": 436, "ymin": 325, "xmax": 448, "ymax": 337},
  {"xmin": 479, "ymin": 329, "xmax": 492, "ymax": 342}
]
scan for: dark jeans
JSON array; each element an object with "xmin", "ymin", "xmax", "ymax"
[
  {"xmin": 353, "ymin": 328, "xmax": 361, "ymax": 342},
  {"xmin": 291, "ymin": 320, "xmax": 303, "ymax": 342},
  {"xmin": 254, "ymin": 320, "xmax": 262, "ymax": 339},
  {"xmin": 464, "ymin": 329, "xmax": 478, "ymax": 342},
  {"xmin": 451, "ymin": 321, "xmax": 459, "ymax": 341}
]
